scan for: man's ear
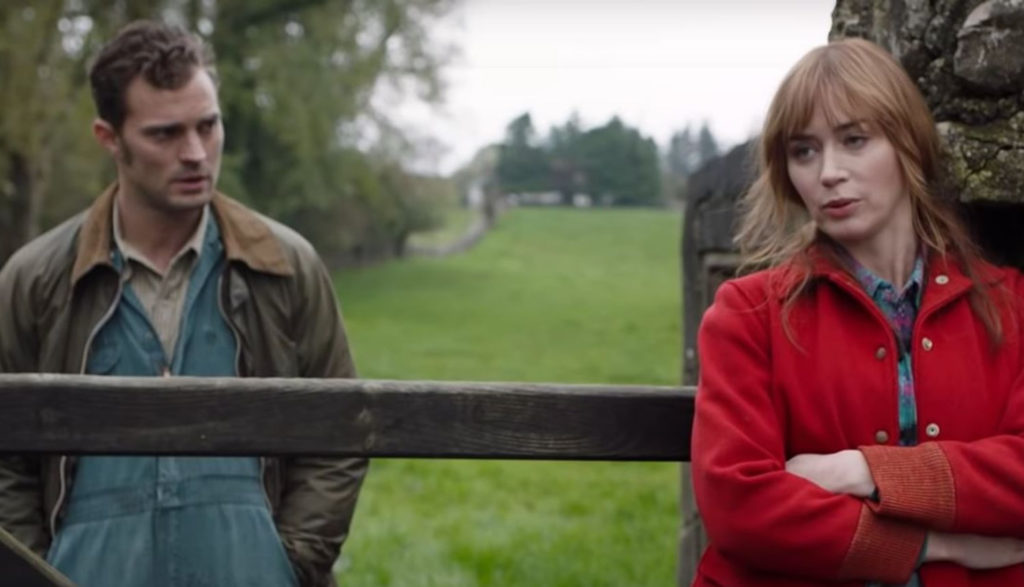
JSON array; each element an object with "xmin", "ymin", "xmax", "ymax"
[{"xmin": 92, "ymin": 118, "xmax": 120, "ymax": 157}]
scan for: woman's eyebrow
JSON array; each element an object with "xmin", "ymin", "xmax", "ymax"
[{"xmin": 833, "ymin": 120, "xmax": 868, "ymax": 132}]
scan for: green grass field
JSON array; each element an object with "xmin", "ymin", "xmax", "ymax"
[
  {"xmin": 333, "ymin": 207, "xmax": 683, "ymax": 586},
  {"xmin": 407, "ymin": 206, "xmax": 477, "ymax": 249}
]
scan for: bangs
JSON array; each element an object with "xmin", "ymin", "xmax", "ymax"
[
  {"xmin": 769, "ymin": 44, "xmax": 897, "ymax": 144},
  {"xmin": 740, "ymin": 38, "xmax": 970, "ymax": 321}
]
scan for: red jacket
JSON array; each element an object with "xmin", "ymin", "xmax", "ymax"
[{"xmin": 691, "ymin": 252, "xmax": 1024, "ymax": 587}]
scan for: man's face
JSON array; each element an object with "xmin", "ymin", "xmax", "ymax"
[{"xmin": 97, "ymin": 68, "xmax": 223, "ymax": 215}]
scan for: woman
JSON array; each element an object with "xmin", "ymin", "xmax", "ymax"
[{"xmin": 691, "ymin": 38, "xmax": 1024, "ymax": 586}]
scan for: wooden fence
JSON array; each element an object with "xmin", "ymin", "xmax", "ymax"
[{"xmin": 0, "ymin": 374, "xmax": 695, "ymax": 586}]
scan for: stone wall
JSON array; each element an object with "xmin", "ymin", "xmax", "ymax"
[
  {"xmin": 677, "ymin": 140, "xmax": 755, "ymax": 585},
  {"xmin": 833, "ymin": 0, "xmax": 1024, "ymax": 263}
]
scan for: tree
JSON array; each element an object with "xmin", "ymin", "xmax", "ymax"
[
  {"xmin": 577, "ymin": 117, "xmax": 661, "ymax": 206},
  {"xmin": 663, "ymin": 121, "xmax": 722, "ymax": 202},
  {"xmin": 0, "ymin": 1, "xmax": 109, "ymax": 262},
  {"xmin": 493, "ymin": 112, "xmax": 663, "ymax": 206},
  {"xmin": 496, "ymin": 112, "xmax": 547, "ymax": 193},
  {"xmin": 666, "ymin": 126, "xmax": 698, "ymax": 177},
  {"xmin": 0, "ymin": 0, "xmax": 460, "ymax": 266},
  {"xmin": 547, "ymin": 113, "xmax": 585, "ymax": 204},
  {"xmin": 208, "ymin": 0, "xmax": 459, "ymax": 263},
  {"xmin": 697, "ymin": 122, "xmax": 719, "ymax": 167}
]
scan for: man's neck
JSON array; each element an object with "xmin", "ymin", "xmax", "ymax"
[{"xmin": 115, "ymin": 188, "xmax": 204, "ymax": 274}]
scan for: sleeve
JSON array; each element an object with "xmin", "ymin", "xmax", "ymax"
[
  {"xmin": 0, "ymin": 457, "xmax": 47, "ymax": 557},
  {"xmin": 691, "ymin": 281, "xmax": 925, "ymax": 583},
  {"xmin": 0, "ymin": 253, "xmax": 49, "ymax": 556},
  {"xmin": 275, "ymin": 253, "xmax": 369, "ymax": 586},
  {"xmin": 860, "ymin": 378, "xmax": 1024, "ymax": 536},
  {"xmin": 857, "ymin": 273, "xmax": 1024, "ymax": 537}
]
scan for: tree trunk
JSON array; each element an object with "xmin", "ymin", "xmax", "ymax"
[{"xmin": 3, "ymin": 152, "xmax": 32, "ymax": 264}]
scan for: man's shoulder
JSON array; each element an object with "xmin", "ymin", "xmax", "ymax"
[
  {"xmin": 0, "ymin": 211, "xmax": 86, "ymax": 282},
  {"xmin": 252, "ymin": 209, "xmax": 319, "ymax": 261},
  {"xmin": 214, "ymin": 194, "xmax": 323, "ymax": 275}
]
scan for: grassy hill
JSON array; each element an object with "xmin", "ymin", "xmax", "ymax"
[{"xmin": 334, "ymin": 207, "xmax": 683, "ymax": 586}]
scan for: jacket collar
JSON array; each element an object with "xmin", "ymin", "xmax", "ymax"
[
  {"xmin": 770, "ymin": 242, "xmax": 1008, "ymax": 311},
  {"xmin": 72, "ymin": 183, "xmax": 293, "ymax": 285}
]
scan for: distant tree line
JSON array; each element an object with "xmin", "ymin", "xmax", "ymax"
[
  {"xmin": 495, "ymin": 112, "xmax": 722, "ymax": 207},
  {"xmin": 496, "ymin": 113, "xmax": 661, "ymax": 206},
  {"xmin": 663, "ymin": 122, "xmax": 721, "ymax": 202},
  {"xmin": 0, "ymin": 0, "xmax": 459, "ymax": 267}
]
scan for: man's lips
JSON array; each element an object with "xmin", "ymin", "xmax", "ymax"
[{"xmin": 172, "ymin": 175, "xmax": 209, "ymax": 191}]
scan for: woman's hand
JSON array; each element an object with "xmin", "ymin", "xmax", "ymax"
[
  {"xmin": 785, "ymin": 450, "xmax": 875, "ymax": 498},
  {"xmin": 788, "ymin": 453, "xmax": 1024, "ymax": 570},
  {"xmin": 926, "ymin": 532, "xmax": 1024, "ymax": 569}
]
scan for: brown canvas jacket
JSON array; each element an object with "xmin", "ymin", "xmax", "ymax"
[{"xmin": 0, "ymin": 185, "xmax": 368, "ymax": 587}]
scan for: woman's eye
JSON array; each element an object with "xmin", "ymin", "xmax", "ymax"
[
  {"xmin": 844, "ymin": 135, "xmax": 867, "ymax": 148},
  {"xmin": 789, "ymin": 144, "xmax": 816, "ymax": 160}
]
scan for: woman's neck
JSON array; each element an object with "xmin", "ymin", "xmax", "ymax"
[{"xmin": 843, "ymin": 233, "xmax": 920, "ymax": 289}]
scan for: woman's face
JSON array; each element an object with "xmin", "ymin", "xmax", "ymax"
[{"xmin": 786, "ymin": 106, "xmax": 913, "ymax": 256}]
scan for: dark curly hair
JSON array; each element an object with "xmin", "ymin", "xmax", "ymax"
[{"xmin": 89, "ymin": 20, "xmax": 215, "ymax": 129}]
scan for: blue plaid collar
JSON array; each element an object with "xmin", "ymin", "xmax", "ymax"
[{"xmin": 836, "ymin": 247, "xmax": 925, "ymax": 304}]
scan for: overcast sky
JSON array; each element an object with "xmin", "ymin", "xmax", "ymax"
[{"xmin": 396, "ymin": 0, "xmax": 836, "ymax": 174}]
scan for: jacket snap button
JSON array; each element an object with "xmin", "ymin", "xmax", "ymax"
[
  {"xmin": 921, "ymin": 337, "xmax": 934, "ymax": 351},
  {"xmin": 874, "ymin": 430, "xmax": 889, "ymax": 444},
  {"xmin": 874, "ymin": 346, "xmax": 887, "ymax": 360},
  {"xmin": 925, "ymin": 423, "xmax": 940, "ymax": 438},
  {"xmin": 934, "ymin": 275, "xmax": 949, "ymax": 285}
]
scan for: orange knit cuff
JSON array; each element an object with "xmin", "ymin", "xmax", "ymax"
[
  {"xmin": 838, "ymin": 505, "xmax": 927, "ymax": 583},
  {"xmin": 859, "ymin": 443, "xmax": 956, "ymax": 530}
]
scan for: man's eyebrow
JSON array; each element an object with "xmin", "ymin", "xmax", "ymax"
[
  {"xmin": 140, "ymin": 114, "xmax": 220, "ymax": 134},
  {"xmin": 141, "ymin": 122, "xmax": 184, "ymax": 135}
]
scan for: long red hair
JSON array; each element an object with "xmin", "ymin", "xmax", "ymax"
[{"xmin": 735, "ymin": 38, "xmax": 1002, "ymax": 342}]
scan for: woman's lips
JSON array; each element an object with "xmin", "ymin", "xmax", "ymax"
[{"xmin": 822, "ymin": 198, "xmax": 857, "ymax": 218}]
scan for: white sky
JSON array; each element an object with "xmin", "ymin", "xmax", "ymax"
[{"xmin": 397, "ymin": 0, "xmax": 836, "ymax": 174}]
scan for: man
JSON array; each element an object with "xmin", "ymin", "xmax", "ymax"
[{"xmin": 0, "ymin": 21, "xmax": 367, "ymax": 587}]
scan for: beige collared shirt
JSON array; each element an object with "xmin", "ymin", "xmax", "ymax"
[{"xmin": 112, "ymin": 202, "xmax": 210, "ymax": 359}]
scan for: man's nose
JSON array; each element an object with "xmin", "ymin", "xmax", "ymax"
[{"xmin": 179, "ymin": 131, "xmax": 206, "ymax": 164}]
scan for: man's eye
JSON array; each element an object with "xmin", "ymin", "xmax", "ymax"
[{"xmin": 151, "ymin": 128, "xmax": 176, "ymax": 140}]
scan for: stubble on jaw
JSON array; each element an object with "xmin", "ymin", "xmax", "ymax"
[{"xmin": 118, "ymin": 134, "xmax": 135, "ymax": 165}]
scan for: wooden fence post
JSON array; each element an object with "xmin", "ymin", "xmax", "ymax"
[{"xmin": 0, "ymin": 526, "xmax": 74, "ymax": 587}]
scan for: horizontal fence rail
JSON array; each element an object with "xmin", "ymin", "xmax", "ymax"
[
  {"xmin": 0, "ymin": 374, "xmax": 696, "ymax": 461},
  {"xmin": 0, "ymin": 374, "xmax": 696, "ymax": 586}
]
